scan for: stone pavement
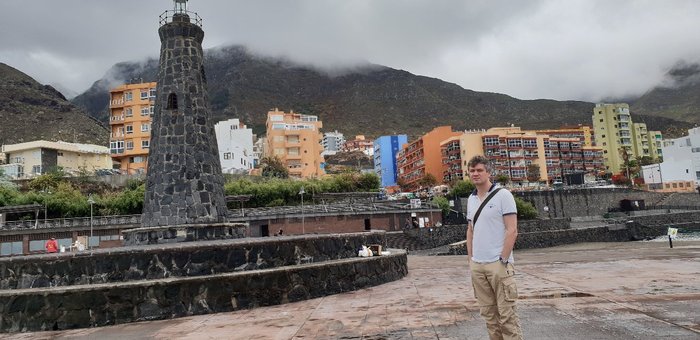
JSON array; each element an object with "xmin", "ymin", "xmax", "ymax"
[{"xmin": 6, "ymin": 241, "xmax": 700, "ymax": 339}]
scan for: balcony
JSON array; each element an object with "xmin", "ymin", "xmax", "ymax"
[{"xmin": 110, "ymin": 99, "xmax": 125, "ymax": 108}]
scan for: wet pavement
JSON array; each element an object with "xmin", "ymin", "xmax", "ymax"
[{"xmin": 6, "ymin": 241, "xmax": 700, "ymax": 339}]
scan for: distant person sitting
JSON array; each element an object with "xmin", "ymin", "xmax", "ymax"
[
  {"xmin": 277, "ymin": 229, "xmax": 284, "ymax": 236},
  {"xmin": 45, "ymin": 237, "xmax": 58, "ymax": 253}
]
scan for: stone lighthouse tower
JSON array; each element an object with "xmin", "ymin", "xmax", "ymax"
[{"xmin": 142, "ymin": 0, "xmax": 227, "ymax": 227}]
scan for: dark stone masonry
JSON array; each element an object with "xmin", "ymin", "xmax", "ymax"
[
  {"xmin": 142, "ymin": 10, "xmax": 227, "ymax": 227},
  {"xmin": 0, "ymin": 232, "xmax": 407, "ymax": 332}
]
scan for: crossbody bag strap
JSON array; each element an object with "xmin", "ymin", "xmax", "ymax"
[{"xmin": 472, "ymin": 188, "xmax": 502, "ymax": 227}]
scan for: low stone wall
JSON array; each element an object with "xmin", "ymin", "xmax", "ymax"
[
  {"xmin": 122, "ymin": 222, "xmax": 247, "ymax": 245},
  {"xmin": 0, "ymin": 250, "xmax": 407, "ymax": 332},
  {"xmin": 515, "ymin": 188, "xmax": 667, "ymax": 218},
  {"xmin": 0, "ymin": 232, "xmax": 386, "ymax": 290},
  {"xmin": 449, "ymin": 217, "xmax": 700, "ymax": 255},
  {"xmin": 626, "ymin": 211, "xmax": 700, "ymax": 226},
  {"xmin": 402, "ymin": 218, "xmax": 571, "ymax": 250},
  {"xmin": 518, "ymin": 218, "xmax": 571, "ymax": 232}
]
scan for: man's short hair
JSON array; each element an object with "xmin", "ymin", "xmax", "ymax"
[{"xmin": 467, "ymin": 155, "xmax": 493, "ymax": 173}]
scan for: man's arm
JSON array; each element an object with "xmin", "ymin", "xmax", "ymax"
[
  {"xmin": 466, "ymin": 221, "xmax": 474, "ymax": 261},
  {"xmin": 501, "ymin": 214, "xmax": 518, "ymax": 260}
]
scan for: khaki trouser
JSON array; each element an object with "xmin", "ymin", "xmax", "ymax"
[{"xmin": 470, "ymin": 260, "xmax": 523, "ymax": 340}]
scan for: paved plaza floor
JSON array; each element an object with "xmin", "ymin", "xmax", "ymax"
[{"xmin": 7, "ymin": 240, "xmax": 700, "ymax": 339}]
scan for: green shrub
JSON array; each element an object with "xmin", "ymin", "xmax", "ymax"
[
  {"xmin": 431, "ymin": 196, "xmax": 450, "ymax": 215},
  {"xmin": 449, "ymin": 180, "xmax": 475, "ymax": 198},
  {"xmin": 515, "ymin": 197, "xmax": 537, "ymax": 220}
]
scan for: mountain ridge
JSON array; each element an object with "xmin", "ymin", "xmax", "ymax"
[{"xmin": 0, "ymin": 63, "xmax": 109, "ymax": 146}]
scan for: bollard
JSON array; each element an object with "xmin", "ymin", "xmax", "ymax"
[{"xmin": 668, "ymin": 235, "xmax": 673, "ymax": 248}]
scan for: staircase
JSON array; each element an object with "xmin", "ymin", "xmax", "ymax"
[{"xmin": 655, "ymin": 192, "xmax": 676, "ymax": 207}]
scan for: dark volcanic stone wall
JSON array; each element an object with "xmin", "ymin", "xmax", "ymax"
[
  {"xmin": 0, "ymin": 232, "xmax": 386, "ymax": 290},
  {"xmin": 0, "ymin": 251, "xmax": 407, "ymax": 332},
  {"xmin": 142, "ymin": 13, "xmax": 227, "ymax": 227},
  {"xmin": 401, "ymin": 218, "xmax": 572, "ymax": 249},
  {"xmin": 515, "ymin": 188, "xmax": 667, "ymax": 218}
]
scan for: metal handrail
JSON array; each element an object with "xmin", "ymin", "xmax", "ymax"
[{"xmin": 159, "ymin": 10, "xmax": 203, "ymax": 28}]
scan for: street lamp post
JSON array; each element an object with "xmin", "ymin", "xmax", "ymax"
[
  {"xmin": 87, "ymin": 195, "xmax": 95, "ymax": 246},
  {"xmin": 299, "ymin": 186, "xmax": 305, "ymax": 234}
]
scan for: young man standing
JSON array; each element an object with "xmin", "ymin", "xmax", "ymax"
[{"xmin": 466, "ymin": 155, "xmax": 523, "ymax": 340}]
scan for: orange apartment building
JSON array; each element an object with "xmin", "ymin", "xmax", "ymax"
[
  {"xmin": 536, "ymin": 124, "xmax": 594, "ymax": 147},
  {"xmin": 397, "ymin": 126, "xmax": 462, "ymax": 190},
  {"xmin": 441, "ymin": 127, "xmax": 605, "ymax": 185},
  {"xmin": 109, "ymin": 82, "xmax": 156, "ymax": 174},
  {"xmin": 265, "ymin": 108, "xmax": 325, "ymax": 178}
]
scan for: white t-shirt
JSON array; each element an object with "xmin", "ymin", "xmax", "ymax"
[{"xmin": 467, "ymin": 184, "xmax": 518, "ymax": 263}]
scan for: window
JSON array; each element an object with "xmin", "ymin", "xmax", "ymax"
[
  {"xmin": 696, "ymin": 171, "xmax": 700, "ymax": 180},
  {"xmin": 124, "ymin": 91, "xmax": 133, "ymax": 101},
  {"xmin": 125, "ymin": 125, "xmax": 133, "ymax": 134},
  {"xmin": 131, "ymin": 156, "xmax": 145, "ymax": 163},
  {"xmin": 484, "ymin": 137, "xmax": 499, "ymax": 146},
  {"xmin": 166, "ymin": 93, "xmax": 178, "ymax": 110},
  {"xmin": 141, "ymin": 123, "xmax": 150, "ymax": 132},
  {"xmin": 140, "ymin": 91, "xmax": 148, "ymax": 100},
  {"xmin": 223, "ymin": 152, "xmax": 231, "ymax": 160},
  {"xmin": 599, "ymin": 119, "xmax": 603, "ymax": 122},
  {"xmin": 126, "ymin": 141, "xmax": 134, "ymax": 150},
  {"xmin": 57, "ymin": 152, "xmax": 63, "ymax": 156},
  {"xmin": 125, "ymin": 108, "xmax": 133, "ymax": 117},
  {"xmin": 270, "ymin": 114, "xmax": 284, "ymax": 122},
  {"xmin": 141, "ymin": 107, "xmax": 149, "ymax": 116},
  {"xmin": 32, "ymin": 165, "xmax": 42, "ymax": 174},
  {"xmin": 150, "ymin": 88, "xmax": 157, "ymax": 98},
  {"xmin": 141, "ymin": 140, "xmax": 150, "ymax": 149}
]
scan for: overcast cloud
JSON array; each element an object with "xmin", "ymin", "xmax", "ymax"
[{"xmin": 1, "ymin": 0, "xmax": 699, "ymax": 101}]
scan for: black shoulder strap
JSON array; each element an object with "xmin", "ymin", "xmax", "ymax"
[{"xmin": 472, "ymin": 188, "xmax": 502, "ymax": 227}]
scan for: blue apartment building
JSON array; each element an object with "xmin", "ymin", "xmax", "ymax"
[{"xmin": 373, "ymin": 135, "xmax": 408, "ymax": 188}]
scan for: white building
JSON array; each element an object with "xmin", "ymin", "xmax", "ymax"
[
  {"xmin": 322, "ymin": 130, "xmax": 345, "ymax": 156},
  {"xmin": 214, "ymin": 119, "xmax": 254, "ymax": 174},
  {"xmin": 659, "ymin": 127, "xmax": 700, "ymax": 185},
  {"xmin": 1, "ymin": 140, "xmax": 112, "ymax": 179}
]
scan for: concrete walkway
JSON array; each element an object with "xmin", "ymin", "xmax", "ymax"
[{"xmin": 5, "ymin": 241, "xmax": 700, "ymax": 339}]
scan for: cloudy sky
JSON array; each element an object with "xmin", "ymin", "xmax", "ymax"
[{"xmin": 2, "ymin": 0, "xmax": 699, "ymax": 101}]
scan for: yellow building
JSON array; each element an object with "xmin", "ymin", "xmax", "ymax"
[
  {"xmin": 592, "ymin": 103, "xmax": 633, "ymax": 173},
  {"xmin": 592, "ymin": 103, "xmax": 663, "ymax": 173},
  {"xmin": 1, "ymin": 140, "xmax": 112, "ymax": 179},
  {"xmin": 631, "ymin": 122, "xmax": 651, "ymax": 159},
  {"xmin": 109, "ymin": 82, "xmax": 157, "ymax": 174},
  {"xmin": 265, "ymin": 108, "xmax": 325, "ymax": 178},
  {"xmin": 648, "ymin": 130, "xmax": 663, "ymax": 160}
]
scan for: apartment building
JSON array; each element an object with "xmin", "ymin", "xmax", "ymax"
[
  {"xmin": 592, "ymin": 103, "xmax": 664, "ymax": 174},
  {"xmin": 397, "ymin": 126, "xmax": 461, "ymax": 190},
  {"xmin": 373, "ymin": 135, "xmax": 408, "ymax": 188},
  {"xmin": 109, "ymin": 81, "xmax": 156, "ymax": 174},
  {"xmin": 214, "ymin": 119, "xmax": 254, "ymax": 174},
  {"xmin": 536, "ymin": 125, "xmax": 594, "ymax": 147},
  {"xmin": 1, "ymin": 140, "xmax": 112, "ymax": 179},
  {"xmin": 440, "ymin": 127, "xmax": 604, "ymax": 185},
  {"xmin": 342, "ymin": 135, "xmax": 374, "ymax": 156},
  {"xmin": 658, "ymin": 127, "xmax": 700, "ymax": 185},
  {"xmin": 265, "ymin": 108, "xmax": 325, "ymax": 178},
  {"xmin": 322, "ymin": 130, "xmax": 345, "ymax": 156}
]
